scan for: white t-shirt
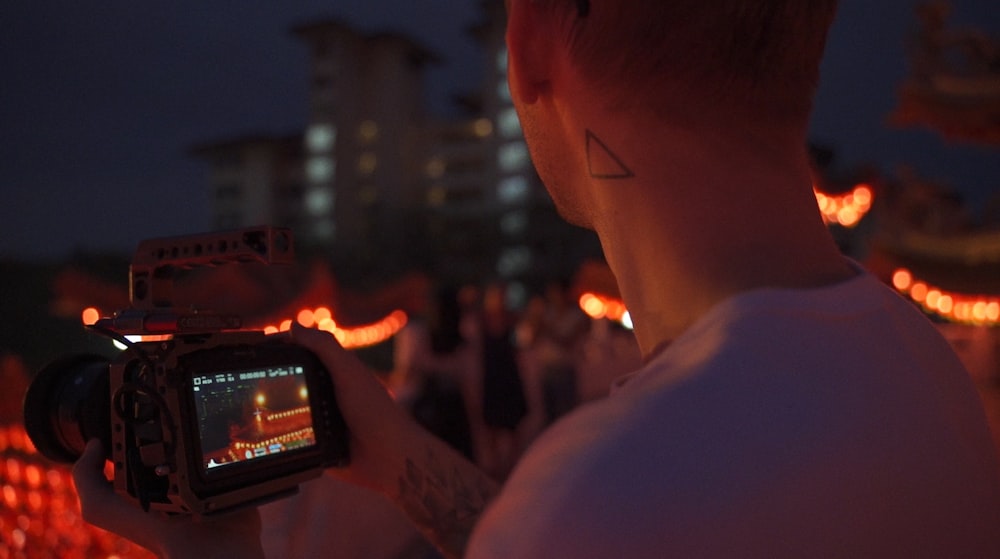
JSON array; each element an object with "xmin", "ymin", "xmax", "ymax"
[{"xmin": 468, "ymin": 272, "xmax": 1000, "ymax": 557}]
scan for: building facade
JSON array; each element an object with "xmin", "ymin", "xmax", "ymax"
[{"xmin": 193, "ymin": 7, "xmax": 600, "ymax": 299}]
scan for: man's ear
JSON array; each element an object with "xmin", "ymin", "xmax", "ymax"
[{"xmin": 505, "ymin": 0, "xmax": 556, "ymax": 106}]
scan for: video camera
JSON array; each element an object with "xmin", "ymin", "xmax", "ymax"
[{"xmin": 23, "ymin": 227, "xmax": 350, "ymax": 516}]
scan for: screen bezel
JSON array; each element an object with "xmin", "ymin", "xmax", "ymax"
[{"xmin": 178, "ymin": 345, "xmax": 330, "ymax": 497}]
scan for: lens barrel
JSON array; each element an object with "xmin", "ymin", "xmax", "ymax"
[{"xmin": 22, "ymin": 354, "xmax": 112, "ymax": 463}]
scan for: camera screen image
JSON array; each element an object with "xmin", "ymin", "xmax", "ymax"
[{"xmin": 191, "ymin": 365, "xmax": 316, "ymax": 474}]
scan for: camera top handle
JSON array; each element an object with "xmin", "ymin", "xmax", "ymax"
[{"xmin": 129, "ymin": 226, "xmax": 294, "ymax": 311}]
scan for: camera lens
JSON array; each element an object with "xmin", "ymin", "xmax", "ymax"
[{"xmin": 22, "ymin": 354, "xmax": 112, "ymax": 463}]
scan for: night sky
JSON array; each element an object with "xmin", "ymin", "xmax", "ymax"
[{"xmin": 1, "ymin": 0, "xmax": 997, "ymax": 260}]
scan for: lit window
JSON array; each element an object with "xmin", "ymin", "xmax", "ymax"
[
  {"xmin": 497, "ymin": 80, "xmax": 511, "ymax": 102},
  {"xmin": 306, "ymin": 188, "xmax": 334, "ymax": 215},
  {"xmin": 359, "ymin": 120, "xmax": 379, "ymax": 143},
  {"xmin": 498, "ymin": 107, "xmax": 522, "ymax": 138},
  {"xmin": 474, "ymin": 118, "xmax": 493, "ymax": 138},
  {"xmin": 497, "ymin": 176, "xmax": 528, "ymax": 203},
  {"xmin": 427, "ymin": 185, "xmax": 446, "ymax": 206},
  {"xmin": 426, "ymin": 157, "xmax": 446, "ymax": 179},
  {"xmin": 358, "ymin": 152, "xmax": 377, "ymax": 175},
  {"xmin": 498, "ymin": 142, "xmax": 529, "ymax": 172},
  {"xmin": 500, "ymin": 211, "xmax": 528, "ymax": 235},
  {"xmin": 358, "ymin": 185, "xmax": 378, "ymax": 205},
  {"xmin": 496, "ymin": 245, "xmax": 532, "ymax": 277},
  {"xmin": 506, "ymin": 282, "xmax": 527, "ymax": 310},
  {"xmin": 306, "ymin": 124, "xmax": 336, "ymax": 153},
  {"xmin": 307, "ymin": 156, "xmax": 336, "ymax": 183},
  {"xmin": 312, "ymin": 218, "xmax": 335, "ymax": 240}
]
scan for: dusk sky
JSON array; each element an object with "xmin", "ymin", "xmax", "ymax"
[{"xmin": 1, "ymin": 0, "xmax": 997, "ymax": 260}]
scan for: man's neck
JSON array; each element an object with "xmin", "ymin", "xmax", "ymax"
[{"xmin": 589, "ymin": 125, "xmax": 855, "ymax": 359}]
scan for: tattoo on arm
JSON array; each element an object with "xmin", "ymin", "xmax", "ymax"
[
  {"xmin": 586, "ymin": 129, "xmax": 635, "ymax": 179},
  {"xmin": 396, "ymin": 447, "xmax": 499, "ymax": 559}
]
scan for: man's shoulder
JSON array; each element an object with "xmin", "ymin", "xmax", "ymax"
[
  {"xmin": 467, "ymin": 393, "xmax": 656, "ymax": 558},
  {"xmin": 469, "ymin": 273, "xmax": 1000, "ymax": 558}
]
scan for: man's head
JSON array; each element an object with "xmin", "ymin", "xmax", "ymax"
[
  {"xmin": 515, "ymin": 0, "xmax": 839, "ymax": 126},
  {"xmin": 505, "ymin": 0, "xmax": 840, "ymax": 228}
]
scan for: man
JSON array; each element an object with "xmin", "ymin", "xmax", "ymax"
[{"xmin": 74, "ymin": 1, "xmax": 1000, "ymax": 557}]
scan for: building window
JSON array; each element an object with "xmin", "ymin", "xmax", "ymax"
[
  {"xmin": 359, "ymin": 120, "xmax": 379, "ymax": 144},
  {"xmin": 506, "ymin": 282, "xmax": 527, "ymax": 310},
  {"xmin": 427, "ymin": 185, "xmax": 446, "ymax": 207},
  {"xmin": 358, "ymin": 152, "xmax": 377, "ymax": 176},
  {"xmin": 497, "ymin": 245, "xmax": 532, "ymax": 277},
  {"xmin": 497, "ymin": 176, "xmax": 528, "ymax": 203},
  {"xmin": 358, "ymin": 185, "xmax": 378, "ymax": 205},
  {"xmin": 312, "ymin": 218, "xmax": 335, "ymax": 240},
  {"xmin": 306, "ymin": 124, "xmax": 336, "ymax": 153},
  {"xmin": 498, "ymin": 107, "xmax": 522, "ymax": 139},
  {"xmin": 497, "ymin": 80, "xmax": 511, "ymax": 103},
  {"xmin": 426, "ymin": 157, "xmax": 446, "ymax": 179},
  {"xmin": 500, "ymin": 210, "xmax": 528, "ymax": 236},
  {"xmin": 473, "ymin": 118, "xmax": 493, "ymax": 138},
  {"xmin": 306, "ymin": 188, "xmax": 334, "ymax": 215},
  {"xmin": 307, "ymin": 156, "xmax": 336, "ymax": 183},
  {"xmin": 498, "ymin": 142, "xmax": 529, "ymax": 172}
]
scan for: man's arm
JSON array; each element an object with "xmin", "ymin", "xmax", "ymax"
[
  {"xmin": 72, "ymin": 326, "xmax": 499, "ymax": 559},
  {"xmin": 72, "ymin": 440, "xmax": 266, "ymax": 559},
  {"xmin": 295, "ymin": 325, "xmax": 500, "ymax": 559},
  {"xmin": 391, "ymin": 434, "xmax": 498, "ymax": 556}
]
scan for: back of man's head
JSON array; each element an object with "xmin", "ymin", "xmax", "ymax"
[{"xmin": 536, "ymin": 0, "xmax": 839, "ymax": 126}]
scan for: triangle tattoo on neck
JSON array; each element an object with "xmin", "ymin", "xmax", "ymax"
[{"xmin": 586, "ymin": 129, "xmax": 635, "ymax": 179}]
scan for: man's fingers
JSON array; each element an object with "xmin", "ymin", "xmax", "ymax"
[
  {"xmin": 291, "ymin": 323, "xmax": 385, "ymax": 397},
  {"xmin": 72, "ymin": 439, "xmax": 155, "ymax": 548},
  {"xmin": 71, "ymin": 439, "xmax": 112, "ymax": 505},
  {"xmin": 291, "ymin": 323, "xmax": 353, "ymax": 369}
]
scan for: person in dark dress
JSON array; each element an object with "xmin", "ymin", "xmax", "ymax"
[{"xmin": 478, "ymin": 283, "xmax": 527, "ymax": 479}]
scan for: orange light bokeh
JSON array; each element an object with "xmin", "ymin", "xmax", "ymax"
[
  {"xmin": 263, "ymin": 307, "xmax": 407, "ymax": 349},
  {"xmin": 814, "ymin": 183, "xmax": 874, "ymax": 228},
  {"xmin": 81, "ymin": 307, "xmax": 100, "ymax": 326},
  {"xmin": 891, "ymin": 268, "xmax": 1000, "ymax": 326},
  {"xmin": 578, "ymin": 292, "xmax": 629, "ymax": 325},
  {"xmin": 0, "ymin": 424, "xmax": 155, "ymax": 558},
  {"xmin": 78, "ymin": 304, "xmax": 408, "ymax": 349}
]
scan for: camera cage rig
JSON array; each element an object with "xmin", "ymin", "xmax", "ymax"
[
  {"xmin": 95, "ymin": 226, "xmax": 294, "ymax": 337},
  {"xmin": 84, "ymin": 226, "xmax": 348, "ymax": 516}
]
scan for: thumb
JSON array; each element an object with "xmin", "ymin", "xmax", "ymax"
[
  {"xmin": 72, "ymin": 439, "xmax": 111, "ymax": 503},
  {"xmin": 72, "ymin": 439, "xmax": 134, "ymax": 531}
]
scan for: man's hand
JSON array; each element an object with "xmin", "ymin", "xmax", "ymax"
[
  {"xmin": 291, "ymin": 323, "xmax": 421, "ymax": 494},
  {"xmin": 292, "ymin": 324, "xmax": 501, "ymax": 559},
  {"xmin": 72, "ymin": 439, "xmax": 265, "ymax": 559}
]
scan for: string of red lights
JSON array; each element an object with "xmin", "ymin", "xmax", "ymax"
[
  {"xmin": 80, "ymin": 306, "xmax": 409, "ymax": 349},
  {"xmin": 814, "ymin": 183, "xmax": 874, "ymax": 228},
  {"xmin": 260, "ymin": 307, "xmax": 408, "ymax": 348},
  {"xmin": 891, "ymin": 268, "xmax": 1000, "ymax": 326}
]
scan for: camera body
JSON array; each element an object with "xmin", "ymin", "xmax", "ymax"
[
  {"xmin": 108, "ymin": 332, "xmax": 349, "ymax": 515},
  {"xmin": 24, "ymin": 227, "xmax": 349, "ymax": 516}
]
